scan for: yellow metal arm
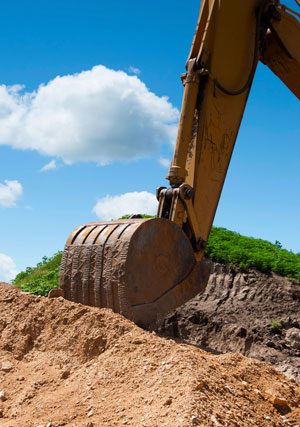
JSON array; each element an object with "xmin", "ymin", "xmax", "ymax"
[
  {"xmin": 158, "ymin": 0, "xmax": 299, "ymax": 261},
  {"xmin": 261, "ymin": 4, "xmax": 300, "ymax": 100}
]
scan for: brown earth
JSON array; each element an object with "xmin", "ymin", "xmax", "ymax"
[
  {"xmin": 158, "ymin": 260, "xmax": 300, "ymax": 382},
  {"xmin": 1, "ymin": 282, "xmax": 300, "ymax": 426}
]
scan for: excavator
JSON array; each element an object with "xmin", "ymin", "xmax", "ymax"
[{"xmin": 59, "ymin": 0, "xmax": 300, "ymax": 327}]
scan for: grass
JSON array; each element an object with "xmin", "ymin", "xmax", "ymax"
[
  {"xmin": 12, "ymin": 224, "xmax": 300, "ymax": 296},
  {"xmin": 12, "ymin": 251, "xmax": 62, "ymax": 296},
  {"xmin": 271, "ymin": 320, "xmax": 281, "ymax": 330},
  {"xmin": 206, "ymin": 227, "xmax": 300, "ymax": 280}
]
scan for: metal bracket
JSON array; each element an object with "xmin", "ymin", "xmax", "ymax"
[
  {"xmin": 179, "ymin": 184, "xmax": 207, "ymax": 251},
  {"xmin": 157, "ymin": 184, "xmax": 206, "ymax": 252}
]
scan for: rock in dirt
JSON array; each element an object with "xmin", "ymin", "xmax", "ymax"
[
  {"xmin": 1, "ymin": 361, "xmax": 12, "ymax": 372},
  {"xmin": 0, "ymin": 281, "xmax": 300, "ymax": 426},
  {"xmin": 48, "ymin": 288, "xmax": 64, "ymax": 298},
  {"xmin": 60, "ymin": 369, "xmax": 70, "ymax": 379},
  {"xmin": 0, "ymin": 391, "xmax": 7, "ymax": 401},
  {"xmin": 271, "ymin": 396, "xmax": 289, "ymax": 407}
]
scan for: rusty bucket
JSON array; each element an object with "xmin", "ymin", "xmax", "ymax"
[{"xmin": 60, "ymin": 218, "xmax": 208, "ymax": 327}]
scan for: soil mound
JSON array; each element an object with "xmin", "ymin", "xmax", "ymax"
[
  {"xmin": 1, "ymin": 282, "xmax": 300, "ymax": 426},
  {"xmin": 158, "ymin": 261, "xmax": 300, "ymax": 382}
]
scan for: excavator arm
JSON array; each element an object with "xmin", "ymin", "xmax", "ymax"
[
  {"xmin": 261, "ymin": 3, "xmax": 300, "ymax": 99},
  {"xmin": 158, "ymin": 0, "xmax": 300, "ymax": 262},
  {"xmin": 59, "ymin": 0, "xmax": 300, "ymax": 328}
]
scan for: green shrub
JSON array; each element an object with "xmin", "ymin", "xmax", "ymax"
[
  {"xmin": 12, "ymin": 251, "xmax": 63, "ymax": 296},
  {"xmin": 205, "ymin": 227, "xmax": 300, "ymax": 281},
  {"xmin": 271, "ymin": 320, "xmax": 281, "ymax": 330}
]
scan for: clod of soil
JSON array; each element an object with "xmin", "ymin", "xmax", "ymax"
[
  {"xmin": 158, "ymin": 260, "xmax": 300, "ymax": 382},
  {"xmin": 1, "ymin": 282, "xmax": 300, "ymax": 426}
]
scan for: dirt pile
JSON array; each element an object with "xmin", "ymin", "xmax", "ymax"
[
  {"xmin": 0, "ymin": 282, "xmax": 300, "ymax": 426},
  {"xmin": 158, "ymin": 261, "xmax": 300, "ymax": 381}
]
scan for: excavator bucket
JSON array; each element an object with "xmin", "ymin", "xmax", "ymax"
[{"xmin": 59, "ymin": 218, "xmax": 209, "ymax": 327}]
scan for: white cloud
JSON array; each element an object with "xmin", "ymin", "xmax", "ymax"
[
  {"xmin": 0, "ymin": 253, "xmax": 18, "ymax": 282},
  {"xmin": 40, "ymin": 159, "xmax": 57, "ymax": 172},
  {"xmin": 159, "ymin": 157, "xmax": 171, "ymax": 168},
  {"xmin": 128, "ymin": 66, "xmax": 141, "ymax": 75},
  {"xmin": 93, "ymin": 191, "xmax": 158, "ymax": 220},
  {"xmin": 0, "ymin": 65, "xmax": 178, "ymax": 164},
  {"xmin": 0, "ymin": 180, "xmax": 23, "ymax": 207}
]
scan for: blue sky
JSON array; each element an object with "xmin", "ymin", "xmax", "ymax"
[{"xmin": 0, "ymin": 0, "xmax": 299, "ymax": 280}]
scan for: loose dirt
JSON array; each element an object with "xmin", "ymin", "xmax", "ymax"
[
  {"xmin": 1, "ymin": 281, "xmax": 300, "ymax": 426},
  {"xmin": 158, "ymin": 260, "xmax": 300, "ymax": 382}
]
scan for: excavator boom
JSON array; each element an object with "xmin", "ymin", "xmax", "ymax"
[{"xmin": 162, "ymin": 0, "xmax": 300, "ymax": 261}]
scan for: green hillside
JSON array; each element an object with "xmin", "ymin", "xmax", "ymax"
[
  {"xmin": 12, "ymin": 251, "xmax": 62, "ymax": 297},
  {"xmin": 206, "ymin": 227, "xmax": 300, "ymax": 280},
  {"xmin": 12, "ymin": 226, "xmax": 300, "ymax": 296}
]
